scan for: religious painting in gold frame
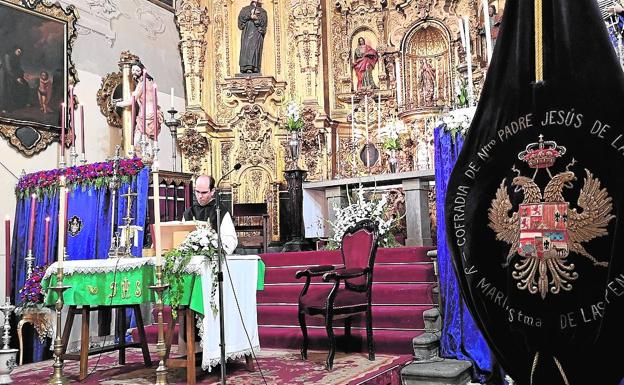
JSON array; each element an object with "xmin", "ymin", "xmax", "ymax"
[{"xmin": 0, "ymin": 0, "xmax": 78, "ymax": 156}]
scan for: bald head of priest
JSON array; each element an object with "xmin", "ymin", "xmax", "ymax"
[{"xmin": 182, "ymin": 175, "xmax": 230, "ymax": 231}]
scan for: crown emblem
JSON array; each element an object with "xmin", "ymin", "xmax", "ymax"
[{"xmin": 517, "ymin": 134, "xmax": 566, "ymax": 169}]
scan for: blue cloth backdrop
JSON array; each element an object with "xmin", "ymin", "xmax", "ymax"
[{"xmin": 434, "ymin": 125, "xmax": 493, "ymax": 382}]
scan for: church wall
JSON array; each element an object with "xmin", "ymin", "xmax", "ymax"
[{"xmin": 0, "ymin": 0, "xmax": 187, "ymax": 300}]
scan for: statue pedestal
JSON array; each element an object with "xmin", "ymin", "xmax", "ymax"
[
  {"xmin": 282, "ymin": 168, "xmax": 309, "ymax": 252},
  {"xmin": 223, "ymin": 75, "xmax": 286, "ymax": 104}
]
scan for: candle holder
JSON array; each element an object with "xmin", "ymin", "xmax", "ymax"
[
  {"xmin": 149, "ymin": 264, "xmax": 170, "ymax": 385},
  {"xmin": 48, "ymin": 265, "xmax": 71, "ymax": 385},
  {"xmin": 69, "ymin": 146, "xmax": 78, "ymax": 168},
  {"xmin": 112, "ymin": 188, "xmax": 141, "ymax": 258},
  {"xmin": 0, "ymin": 298, "xmax": 17, "ymax": 385},
  {"xmin": 164, "ymin": 108, "xmax": 181, "ymax": 172},
  {"xmin": 108, "ymin": 146, "xmax": 122, "ymax": 258},
  {"xmin": 79, "ymin": 153, "xmax": 87, "ymax": 165},
  {"xmin": 25, "ymin": 249, "xmax": 35, "ymax": 280},
  {"xmin": 59, "ymin": 157, "xmax": 67, "ymax": 170},
  {"xmin": 139, "ymin": 133, "xmax": 150, "ymax": 162}
]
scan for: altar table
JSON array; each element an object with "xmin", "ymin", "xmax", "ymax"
[{"xmin": 42, "ymin": 255, "xmax": 264, "ymax": 381}]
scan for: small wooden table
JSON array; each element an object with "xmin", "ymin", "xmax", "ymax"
[{"xmin": 60, "ymin": 304, "xmax": 152, "ymax": 380}]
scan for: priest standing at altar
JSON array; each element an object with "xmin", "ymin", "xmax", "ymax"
[{"xmin": 183, "ymin": 175, "xmax": 238, "ymax": 254}]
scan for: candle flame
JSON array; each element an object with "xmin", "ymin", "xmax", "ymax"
[
  {"xmin": 31, "ymin": 193, "xmax": 37, "ymax": 199},
  {"xmin": 45, "ymin": 216, "xmax": 50, "ymax": 222},
  {"xmin": 4, "ymin": 215, "xmax": 9, "ymax": 221}
]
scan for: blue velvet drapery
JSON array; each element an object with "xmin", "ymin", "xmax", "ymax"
[{"xmin": 434, "ymin": 126, "xmax": 493, "ymax": 382}]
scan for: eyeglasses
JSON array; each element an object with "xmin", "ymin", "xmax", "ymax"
[{"xmin": 194, "ymin": 190, "xmax": 211, "ymax": 195}]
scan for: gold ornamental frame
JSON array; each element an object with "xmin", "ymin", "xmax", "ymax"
[{"xmin": 0, "ymin": 0, "xmax": 78, "ymax": 157}]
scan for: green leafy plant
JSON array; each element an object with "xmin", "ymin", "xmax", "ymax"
[
  {"xmin": 162, "ymin": 223, "xmax": 219, "ymax": 318},
  {"xmin": 383, "ymin": 137, "xmax": 401, "ymax": 151}
]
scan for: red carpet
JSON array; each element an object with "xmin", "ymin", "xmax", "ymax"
[{"xmin": 11, "ymin": 347, "xmax": 412, "ymax": 385}]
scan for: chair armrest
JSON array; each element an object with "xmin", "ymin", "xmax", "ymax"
[
  {"xmin": 323, "ymin": 267, "xmax": 369, "ymax": 282},
  {"xmin": 295, "ymin": 265, "xmax": 336, "ymax": 279}
]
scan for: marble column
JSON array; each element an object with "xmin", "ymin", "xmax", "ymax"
[{"xmin": 402, "ymin": 178, "xmax": 433, "ymax": 246}]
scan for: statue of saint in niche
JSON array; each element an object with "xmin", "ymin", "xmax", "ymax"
[
  {"xmin": 238, "ymin": 0, "xmax": 268, "ymax": 74},
  {"xmin": 353, "ymin": 37, "xmax": 379, "ymax": 90},
  {"xmin": 419, "ymin": 59, "xmax": 436, "ymax": 106}
]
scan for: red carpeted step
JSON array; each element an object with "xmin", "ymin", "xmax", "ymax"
[
  {"xmin": 260, "ymin": 246, "xmax": 435, "ymax": 267},
  {"xmin": 258, "ymin": 326, "xmax": 423, "ymax": 355},
  {"xmin": 258, "ymin": 282, "xmax": 436, "ymax": 305},
  {"xmin": 264, "ymin": 263, "xmax": 435, "ymax": 284},
  {"xmin": 257, "ymin": 304, "xmax": 429, "ymax": 330}
]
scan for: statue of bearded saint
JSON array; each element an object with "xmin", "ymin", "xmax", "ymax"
[{"xmin": 353, "ymin": 37, "xmax": 379, "ymax": 90}]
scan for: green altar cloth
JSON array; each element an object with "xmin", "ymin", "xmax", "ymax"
[{"xmin": 43, "ymin": 258, "xmax": 266, "ymax": 316}]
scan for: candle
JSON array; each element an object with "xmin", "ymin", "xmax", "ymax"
[
  {"xmin": 463, "ymin": 16, "xmax": 474, "ymax": 106},
  {"xmin": 482, "ymin": 0, "xmax": 493, "ymax": 65},
  {"xmin": 131, "ymin": 95, "xmax": 136, "ymax": 146},
  {"xmin": 142, "ymin": 69, "xmax": 147, "ymax": 135},
  {"xmin": 350, "ymin": 95, "xmax": 355, "ymax": 144},
  {"xmin": 44, "ymin": 216, "xmax": 50, "ymax": 266},
  {"xmin": 364, "ymin": 94, "xmax": 369, "ymax": 142},
  {"xmin": 27, "ymin": 194, "xmax": 37, "ymax": 251},
  {"xmin": 377, "ymin": 93, "xmax": 381, "ymax": 132},
  {"xmin": 153, "ymin": 167, "xmax": 162, "ymax": 266},
  {"xmin": 57, "ymin": 177, "xmax": 66, "ymax": 269},
  {"xmin": 458, "ymin": 17, "xmax": 466, "ymax": 49},
  {"xmin": 61, "ymin": 103, "xmax": 66, "ymax": 158},
  {"xmin": 4, "ymin": 216, "xmax": 10, "ymax": 298},
  {"xmin": 69, "ymin": 86, "xmax": 75, "ymax": 148},
  {"xmin": 64, "ymin": 188, "xmax": 69, "ymax": 247},
  {"xmin": 170, "ymin": 87, "xmax": 174, "ymax": 109},
  {"xmin": 80, "ymin": 105, "xmax": 85, "ymax": 155},
  {"xmin": 153, "ymin": 84, "xmax": 158, "ymax": 145}
]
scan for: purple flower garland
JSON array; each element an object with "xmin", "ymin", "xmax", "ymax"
[
  {"xmin": 19, "ymin": 265, "xmax": 47, "ymax": 305},
  {"xmin": 15, "ymin": 158, "xmax": 145, "ymax": 198}
]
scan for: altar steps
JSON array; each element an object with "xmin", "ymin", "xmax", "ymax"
[
  {"xmin": 133, "ymin": 246, "xmax": 437, "ymax": 356},
  {"xmin": 256, "ymin": 246, "xmax": 436, "ymax": 355}
]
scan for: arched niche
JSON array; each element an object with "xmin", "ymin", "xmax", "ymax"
[{"xmin": 401, "ymin": 21, "xmax": 451, "ymax": 110}]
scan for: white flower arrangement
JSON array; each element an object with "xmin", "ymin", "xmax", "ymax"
[
  {"xmin": 326, "ymin": 185, "xmax": 400, "ymax": 250},
  {"xmin": 437, "ymin": 106, "xmax": 476, "ymax": 140},
  {"xmin": 285, "ymin": 100, "xmax": 304, "ymax": 132},
  {"xmin": 164, "ymin": 223, "xmax": 219, "ymax": 317}
]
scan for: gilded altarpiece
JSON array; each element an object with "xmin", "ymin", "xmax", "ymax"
[{"xmin": 175, "ymin": 0, "xmax": 500, "ymax": 241}]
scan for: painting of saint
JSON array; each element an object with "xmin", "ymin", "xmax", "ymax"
[{"xmin": 0, "ymin": 1, "xmax": 68, "ymax": 129}]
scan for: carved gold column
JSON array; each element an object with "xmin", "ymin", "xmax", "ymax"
[
  {"xmin": 176, "ymin": 0, "xmax": 210, "ymax": 112},
  {"xmin": 290, "ymin": 0, "xmax": 322, "ymax": 101},
  {"xmin": 119, "ymin": 52, "xmax": 137, "ymax": 156}
]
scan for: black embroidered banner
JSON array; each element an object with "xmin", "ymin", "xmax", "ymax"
[{"xmin": 445, "ymin": 1, "xmax": 624, "ymax": 384}]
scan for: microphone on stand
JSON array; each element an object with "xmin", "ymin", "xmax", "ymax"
[
  {"xmin": 214, "ymin": 162, "xmax": 241, "ymax": 385},
  {"xmin": 217, "ymin": 163, "xmax": 242, "ymax": 188}
]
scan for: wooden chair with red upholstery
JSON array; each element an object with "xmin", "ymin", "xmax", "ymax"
[{"xmin": 295, "ymin": 219, "xmax": 379, "ymax": 370}]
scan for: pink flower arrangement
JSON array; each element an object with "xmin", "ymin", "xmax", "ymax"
[{"xmin": 16, "ymin": 158, "xmax": 145, "ymax": 198}]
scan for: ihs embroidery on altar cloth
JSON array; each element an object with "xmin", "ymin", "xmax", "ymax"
[{"xmin": 488, "ymin": 135, "xmax": 615, "ymax": 299}]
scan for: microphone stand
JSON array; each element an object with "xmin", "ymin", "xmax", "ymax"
[{"xmin": 214, "ymin": 164, "xmax": 241, "ymax": 385}]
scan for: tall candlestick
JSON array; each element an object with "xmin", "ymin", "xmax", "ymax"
[
  {"xmin": 64, "ymin": 188, "xmax": 69, "ymax": 247},
  {"xmin": 69, "ymin": 86, "xmax": 75, "ymax": 148},
  {"xmin": 153, "ymin": 166, "xmax": 162, "ymax": 266},
  {"xmin": 170, "ymin": 87, "xmax": 174, "ymax": 109},
  {"xmin": 61, "ymin": 103, "xmax": 66, "ymax": 158},
  {"xmin": 44, "ymin": 216, "xmax": 50, "ymax": 266},
  {"xmin": 4, "ymin": 216, "xmax": 10, "ymax": 298},
  {"xmin": 142, "ymin": 70, "xmax": 147, "ymax": 135},
  {"xmin": 364, "ymin": 94, "xmax": 369, "ymax": 142},
  {"xmin": 482, "ymin": 0, "xmax": 493, "ymax": 65},
  {"xmin": 27, "ymin": 194, "xmax": 37, "ymax": 251},
  {"xmin": 80, "ymin": 105, "xmax": 85, "ymax": 155},
  {"xmin": 57, "ymin": 177, "xmax": 66, "ymax": 269},
  {"xmin": 153, "ymin": 84, "xmax": 158, "ymax": 145},
  {"xmin": 131, "ymin": 95, "xmax": 136, "ymax": 146}
]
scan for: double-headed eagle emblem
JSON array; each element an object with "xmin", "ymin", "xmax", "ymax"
[{"xmin": 488, "ymin": 136, "xmax": 614, "ymax": 299}]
